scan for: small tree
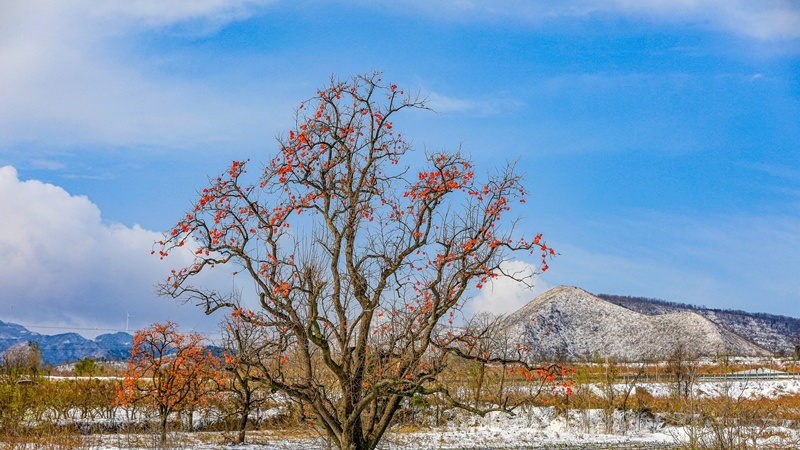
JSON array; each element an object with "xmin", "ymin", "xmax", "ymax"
[
  {"xmin": 116, "ymin": 322, "xmax": 219, "ymax": 444},
  {"xmin": 157, "ymin": 73, "xmax": 562, "ymax": 450},
  {"xmin": 74, "ymin": 358, "xmax": 103, "ymax": 377},
  {"xmin": 0, "ymin": 342, "xmax": 44, "ymax": 435},
  {"xmin": 463, "ymin": 312, "xmax": 503, "ymax": 407},
  {"xmin": 667, "ymin": 344, "xmax": 698, "ymax": 399},
  {"xmin": 792, "ymin": 332, "xmax": 800, "ymax": 361},
  {"xmin": 218, "ymin": 312, "xmax": 275, "ymax": 444},
  {"xmin": 1, "ymin": 341, "xmax": 43, "ymax": 383},
  {"xmin": 616, "ymin": 360, "xmax": 649, "ymax": 435}
]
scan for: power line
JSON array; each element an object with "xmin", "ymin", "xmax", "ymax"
[
  {"xmin": 5, "ymin": 323, "xmax": 222, "ymax": 340},
  {"xmin": 14, "ymin": 324, "xmax": 123, "ymax": 333}
]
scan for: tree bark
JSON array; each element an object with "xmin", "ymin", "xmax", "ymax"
[
  {"xmin": 159, "ymin": 406, "xmax": 168, "ymax": 445},
  {"xmin": 236, "ymin": 408, "xmax": 249, "ymax": 444}
]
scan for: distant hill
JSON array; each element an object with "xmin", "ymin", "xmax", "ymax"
[
  {"xmin": 597, "ymin": 293, "xmax": 800, "ymax": 355},
  {"xmin": 502, "ymin": 286, "xmax": 772, "ymax": 361},
  {"xmin": 4, "ymin": 287, "xmax": 797, "ymax": 365},
  {"xmin": 0, "ymin": 321, "xmax": 133, "ymax": 365}
]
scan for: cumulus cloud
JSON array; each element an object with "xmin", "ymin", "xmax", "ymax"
[
  {"xmin": 469, "ymin": 260, "xmax": 550, "ymax": 316},
  {"xmin": 0, "ymin": 166, "xmax": 222, "ymax": 336}
]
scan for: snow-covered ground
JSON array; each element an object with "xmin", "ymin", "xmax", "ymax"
[
  {"xmin": 13, "ymin": 379, "xmax": 800, "ymax": 449},
  {"xmin": 590, "ymin": 377, "xmax": 800, "ymax": 400},
  {"xmin": 84, "ymin": 413, "xmax": 680, "ymax": 450}
]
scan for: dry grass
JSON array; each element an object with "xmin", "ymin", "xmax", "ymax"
[
  {"xmin": 1, "ymin": 428, "xmax": 87, "ymax": 450},
  {"xmin": 2, "ymin": 359, "xmax": 799, "ymax": 450}
]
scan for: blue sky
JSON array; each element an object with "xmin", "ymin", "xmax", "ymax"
[{"xmin": 1, "ymin": 1, "xmax": 798, "ymax": 337}]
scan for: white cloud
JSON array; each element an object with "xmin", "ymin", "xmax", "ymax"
[
  {"xmin": 611, "ymin": 0, "xmax": 800, "ymax": 41},
  {"xmin": 1, "ymin": 0, "xmax": 795, "ymax": 157},
  {"xmin": 0, "ymin": 0, "xmax": 287, "ymax": 150},
  {"xmin": 90, "ymin": 0, "xmax": 274, "ymax": 28},
  {"xmin": 30, "ymin": 159, "xmax": 68, "ymax": 171},
  {"xmin": 426, "ymin": 92, "xmax": 524, "ymax": 117},
  {"xmin": 0, "ymin": 166, "xmax": 222, "ymax": 337},
  {"xmin": 379, "ymin": 0, "xmax": 800, "ymax": 41},
  {"xmin": 425, "ymin": 93, "xmax": 477, "ymax": 115},
  {"xmin": 469, "ymin": 260, "xmax": 551, "ymax": 316}
]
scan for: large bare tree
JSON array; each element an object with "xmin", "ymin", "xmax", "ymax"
[{"xmin": 157, "ymin": 73, "xmax": 562, "ymax": 450}]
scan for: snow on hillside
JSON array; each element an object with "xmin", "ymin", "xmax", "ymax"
[
  {"xmin": 598, "ymin": 294, "xmax": 800, "ymax": 355},
  {"xmin": 0, "ymin": 320, "xmax": 134, "ymax": 364},
  {"xmin": 503, "ymin": 286, "xmax": 770, "ymax": 361}
]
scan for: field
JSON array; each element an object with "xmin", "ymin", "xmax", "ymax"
[{"xmin": 2, "ymin": 357, "xmax": 799, "ymax": 449}]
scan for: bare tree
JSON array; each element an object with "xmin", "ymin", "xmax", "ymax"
[
  {"xmin": 667, "ymin": 344, "xmax": 698, "ymax": 399},
  {"xmin": 464, "ymin": 312, "xmax": 504, "ymax": 407},
  {"xmin": 218, "ymin": 312, "xmax": 276, "ymax": 444},
  {"xmin": 157, "ymin": 73, "xmax": 562, "ymax": 450},
  {"xmin": 597, "ymin": 358, "xmax": 651, "ymax": 435}
]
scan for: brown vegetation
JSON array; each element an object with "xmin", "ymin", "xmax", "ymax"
[{"xmin": 1, "ymin": 347, "xmax": 799, "ymax": 449}]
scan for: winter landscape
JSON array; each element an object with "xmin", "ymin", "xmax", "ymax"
[
  {"xmin": 65, "ymin": 369, "xmax": 800, "ymax": 450},
  {"xmin": 3, "ymin": 3, "xmax": 800, "ymax": 450},
  {"xmin": 50, "ymin": 374, "xmax": 800, "ymax": 450},
  {"xmin": 3, "ymin": 286, "xmax": 800, "ymax": 449}
]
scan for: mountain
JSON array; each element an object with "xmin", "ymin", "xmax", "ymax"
[
  {"xmin": 502, "ymin": 286, "xmax": 771, "ymax": 361},
  {"xmin": 95, "ymin": 332, "xmax": 136, "ymax": 360},
  {"xmin": 4, "ymin": 286, "xmax": 796, "ymax": 365},
  {"xmin": 597, "ymin": 293, "xmax": 800, "ymax": 355},
  {"xmin": 0, "ymin": 320, "xmax": 133, "ymax": 365},
  {"xmin": 0, "ymin": 320, "xmax": 38, "ymax": 340}
]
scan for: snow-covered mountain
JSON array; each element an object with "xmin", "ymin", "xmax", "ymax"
[
  {"xmin": 0, "ymin": 321, "xmax": 133, "ymax": 365},
  {"xmin": 503, "ymin": 286, "xmax": 771, "ymax": 361},
  {"xmin": 597, "ymin": 293, "xmax": 800, "ymax": 355},
  {"xmin": 2, "ymin": 286, "xmax": 795, "ymax": 365}
]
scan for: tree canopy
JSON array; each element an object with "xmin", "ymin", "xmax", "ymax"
[{"xmin": 157, "ymin": 73, "xmax": 561, "ymax": 450}]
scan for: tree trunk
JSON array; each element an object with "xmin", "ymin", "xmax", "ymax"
[
  {"xmin": 187, "ymin": 406, "xmax": 194, "ymax": 432},
  {"xmin": 234, "ymin": 389, "xmax": 252, "ymax": 444},
  {"xmin": 474, "ymin": 363, "xmax": 485, "ymax": 406},
  {"xmin": 159, "ymin": 407, "xmax": 168, "ymax": 445},
  {"xmin": 236, "ymin": 410, "xmax": 249, "ymax": 444},
  {"xmin": 499, "ymin": 364, "xmax": 507, "ymax": 400},
  {"xmin": 337, "ymin": 420, "xmax": 373, "ymax": 450}
]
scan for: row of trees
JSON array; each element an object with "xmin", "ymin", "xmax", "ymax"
[
  {"xmin": 115, "ymin": 319, "xmax": 271, "ymax": 445},
  {"xmin": 0, "ymin": 319, "xmax": 568, "ymax": 446},
  {"xmin": 117, "ymin": 314, "xmax": 571, "ymax": 446},
  {"xmin": 5, "ymin": 325, "xmax": 797, "ymax": 448},
  {"xmin": 0, "ymin": 326, "xmax": 273, "ymax": 444}
]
